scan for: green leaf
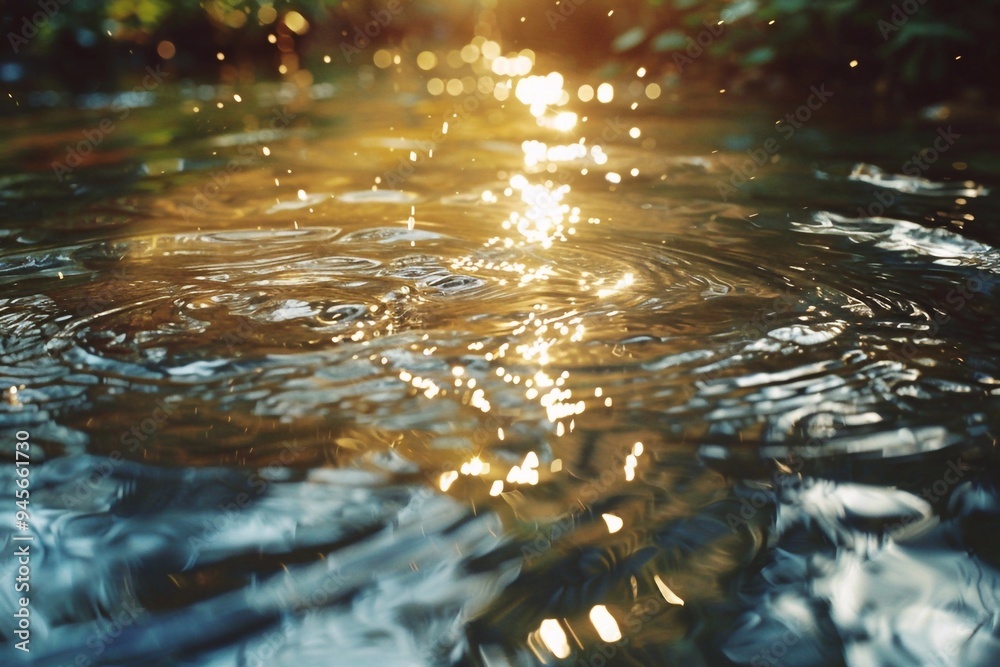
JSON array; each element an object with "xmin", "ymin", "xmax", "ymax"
[
  {"xmin": 612, "ymin": 27, "xmax": 647, "ymax": 53},
  {"xmin": 741, "ymin": 46, "xmax": 775, "ymax": 65},
  {"xmin": 720, "ymin": 0, "xmax": 759, "ymax": 23},
  {"xmin": 772, "ymin": 0, "xmax": 810, "ymax": 13},
  {"xmin": 651, "ymin": 30, "xmax": 688, "ymax": 52},
  {"xmin": 890, "ymin": 21, "xmax": 973, "ymax": 51}
]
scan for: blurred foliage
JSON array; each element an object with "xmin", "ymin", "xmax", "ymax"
[
  {"xmin": 483, "ymin": 0, "xmax": 997, "ymax": 100},
  {"xmin": 2, "ymin": 0, "xmax": 997, "ymax": 99},
  {"xmin": 1, "ymin": 0, "xmax": 351, "ymax": 91},
  {"xmin": 602, "ymin": 0, "xmax": 998, "ymax": 97}
]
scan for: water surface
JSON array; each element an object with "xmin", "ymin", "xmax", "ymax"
[{"xmin": 2, "ymin": 62, "xmax": 1000, "ymax": 666}]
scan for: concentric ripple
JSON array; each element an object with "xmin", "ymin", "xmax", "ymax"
[{"xmin": 2, "ymin": 75, "xmax": 999, "ymax": 667}]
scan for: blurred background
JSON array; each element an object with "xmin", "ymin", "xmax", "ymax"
[
  {"xmin": 3, "ymin": 0, "xmax": 998, "ymax": 101},
  {"xmin": 3, "ymin": 2, "xmax": 1000, "ymax": 667}
]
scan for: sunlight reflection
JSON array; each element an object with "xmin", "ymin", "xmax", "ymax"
[
  {"xmin": 654, "ymin": 575, "xmax": 686, "ymax": 606},
  {"xmin": 460, "ymin": 455, "xmax": 489, "ymax": 476},
  {"xmin": 515, "ymin": 72, "xmax": 568, "ymax": 117},
  {"xmin": 602, "ymin": 513, "xmax": 624, "ymax": 533},
  {"xmin": 537, "ymin": 619, "xmax": 571, "ymax": 659},
  {"xmin": 507, "ymin": 450, "xmax": 540, "ymax": 486},
  {"xmin": 596, "ymin": 272, "xmax": 635, "ymax": 298},
  {"xmin": 495, "ymin": 174, "xmax": 580, "ymax": 249},
  {"xmin": 589, "ymin": 605, "xmax": 623, "ymax": 642},
  {"xmin": 625, "ymin": 441, "xmax": 644, "ymax": 482},
  {"xmin": 382, "ymin": 34, "xmax": 642, "ymax": 461},
  {"xmin": 549, "ymin": 111, "xmax": 578, "ymax": 132},
  {"xmin": 439, "ymin": 470, "xmax": 459, "ymax": 492}
]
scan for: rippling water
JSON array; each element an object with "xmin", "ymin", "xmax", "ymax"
[{"xmin": 2, "ymin": 66, "xmax": 1000, "ymax": 667}]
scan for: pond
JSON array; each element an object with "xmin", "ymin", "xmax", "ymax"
[{"xmin": 2, "ymin": 49, "xmax": 1000, "ymax": 667}]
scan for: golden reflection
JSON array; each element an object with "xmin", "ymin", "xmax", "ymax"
[
  {"xmin": 257, "ymin": 5, "xmax": 277, "ymax": 24},
  {"xmin": 654, "ymin": 575, "xmax": 686, "ymax": 606},
  {"xmin": 460, "ymin": 43, "xmax": 480, "ymax": 63},
  {"xmin": 601, "ymin": 513, "xmax": 624, "ymax": 533},
  {"xmin": 439, "ymin": 470, "xmax": 459, "ymax": 492},
  {"xmin": 493, "ymin": 174, "xmax": 583, "ymax": 249},
  {"xmin": 589, "ymin": 605, "xmax": 622, "ymax": 642},
  {"xmin": 382, "ymin": 34, "xmax": 650, "ymax": 463},
  {"xmin": 491, "ymin": 54, "xmax": 533, "ymax": 77},
  {"xmin": 506, "ymin": 450, "xmax": 540, "ymax": 486},
  {"xmin": 283, "ymin": 11, "xmax": 308, "ymax": 35},
  {"xmin": 399, "ymin": 371, "xmax": 442, "ymax": 399},
  {"xmin": 537, "ymin": 618, "xmax": 571, "ymax": 659},
  {"xmin": 543, "ymin": 111, "xmax": 578, "ymax": 132},
  {"xmin": 460, "ymin": 456, "xmax": 488, "ymax": 476},
  {"xmin": 481, "ymin": 40, "xmax": 501, "ymax": 60},
  {"xmin": 623, "ymin": 442, "xmax": 645, "ymax": 481},
  {"xmin": 416, "ymin": 51, "xmax": 437, "ymax": 70},
  {"xmin": 521, "ymin": 140, "xmax": 587, "ymax": 167},
  {"xmin": 373, "ymin": 49, "xmax": 393, "ymax": 69},
  {"xmin": 427, "ymin": 78, "xmax": 445, "ymax": 95},
  {"xmin": 596, "ymin": 272, "xmax": 635, "ymax": 298},
  {"xmin": 515, "ymin": 72, "xmax": 568, "ymax": 118}
]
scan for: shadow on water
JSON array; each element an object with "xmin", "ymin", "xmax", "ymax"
[{"xmin": 1, "ymin": 56, "xmax": 1000, "ymax": 666}]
